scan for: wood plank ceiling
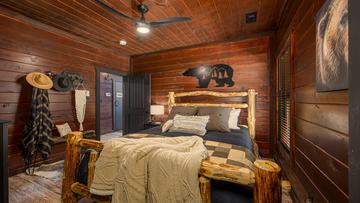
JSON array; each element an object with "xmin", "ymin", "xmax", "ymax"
[{"xmin": 0, "ymin": 0, "xmax": 285, "ymax": 56}]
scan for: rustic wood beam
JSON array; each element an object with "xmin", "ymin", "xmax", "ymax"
[
  {"xmin": 87, "ymin": 150, "xmax": 98, "ymax": 188},
  {"xmin": 61, "ymin": 132, "xmax": 83, "ymax": 203},
  {"xmin": 199, "ymin": 176, "xmax": 211, "ymax": 203},
  {"xmin": 174, "ymin": 103, "xmax": 248, "ymax": 109},
  {"xmin": 200, "ymin": 160, "xmax": 255, "ymax": 185},
  {"xmin": 254, "ymin": 160, "xmax": 281, "ymax": 203},
  {"xmin": 71, "ymin": 182, "xmax": 111, "ymax": 203}
]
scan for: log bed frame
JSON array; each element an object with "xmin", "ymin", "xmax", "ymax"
[{"xmin": 61, "ymin": 89, "xmax": 282, "ymax": 203}]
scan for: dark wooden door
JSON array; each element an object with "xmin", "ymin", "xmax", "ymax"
[
  {"xmin": 113, "ymin": 78, "xmax": 123, "ymax": 131},
  {"xmin": 123, "ymin": 74, "xmax": 150, "ymax": 134},
  {"xmin": 1, "ymin": 120, "xmax": 9, "ymax": 203}
]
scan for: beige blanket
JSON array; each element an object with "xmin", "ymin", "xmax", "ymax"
[{"xmin": 90, "ymin": 135, "xmax": 208, "ymax": 203}]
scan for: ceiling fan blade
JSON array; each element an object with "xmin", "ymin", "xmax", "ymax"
[
  {"xmin": 95, "ymin": 0, "xmax": 136, "ymax": 22},
  {"xmin": 149, "ymin": 17, "xmax": 191, "ymax": 27}
]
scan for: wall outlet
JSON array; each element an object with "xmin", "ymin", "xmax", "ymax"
[{"xmin": 305, "ymin": 197, "xmax": 314, "ymax": 203}]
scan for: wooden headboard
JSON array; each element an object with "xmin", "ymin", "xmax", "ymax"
[{"xmin": 168, "ymin": 89, "xmax": 257, "ymax": 139}]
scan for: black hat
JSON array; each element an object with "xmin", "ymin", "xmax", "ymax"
[{"xmin": 52, "ymin": 73, "xmax": 71, "ymax": 92}]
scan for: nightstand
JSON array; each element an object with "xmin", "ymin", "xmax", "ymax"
[{"xmin": 144, "ymin": 122, "xmax": 161, "ymax": 129}]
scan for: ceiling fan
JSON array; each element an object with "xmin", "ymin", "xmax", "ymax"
[{"xmin": 95, "ymin": 0, "xmax": 192, "ymax": 34}]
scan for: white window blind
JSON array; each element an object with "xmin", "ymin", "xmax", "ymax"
[{"xmin": 278, "ymin": 47, "xmax": 291, "ymax": 150}]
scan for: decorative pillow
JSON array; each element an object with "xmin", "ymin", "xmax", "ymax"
[
  {"xmin": 56, "ymin": 122, "xmax": 72, "ymax": 137},
  {"xmin": 162, "ymin": 119, "xmax": 174, "ymax": 133},
  {"xmin": 167, "ymin": 106, "xmax": 198, "ymax": 120},
  {"xmin": 197, "ymin": 107, "xmax": 232, "ymax": 132},
  {"xmin": 169, "ymin": 114, "xmax": 210, "ymax": 136},
  {"xmin": 228, "ymin": 108, "xmax": 241, "ymax": 129}
]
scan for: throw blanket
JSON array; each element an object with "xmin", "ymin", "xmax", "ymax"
[
  {"xmin": 90, "ymin": 136, "xmax": 208, "ymax": 203},
  {"xmin": 22, "ymin": 88, "xmax": 53, "ymax": 168}
]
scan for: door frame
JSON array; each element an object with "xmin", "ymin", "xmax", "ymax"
[
  {"xmin": 349, "ymin": 0, "xmax": 360, "ymax": 201},
  {"xmin": 95, "ymin": 66, "xmax": 128, "ymax": 140}
]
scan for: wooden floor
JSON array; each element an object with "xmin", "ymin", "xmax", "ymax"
[
  {"xmin": 9, "ymin": 172, "xmax": 61, "ymax": 203},
  {"xmin": 9, "ymin": 154, "xmax": 292, "ymax": 203}
]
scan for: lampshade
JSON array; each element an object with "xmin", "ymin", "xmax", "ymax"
[{"xmin": 150, "ymin": 105, "xmax": 164, "ymax": 115}]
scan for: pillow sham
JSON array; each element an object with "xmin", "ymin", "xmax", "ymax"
[
  {"xmin": 167, "ymin": 106, "xmax": 198, "ymax": 120},
  {"xmin": 162, "ymin": 119, "xmax": 174, "ymax": 133},
  {"xmin": 56, "ymin": 122, "xmax": 72, "ymax": 137},
  {"xmin": 228, "ymin": 108, "xmax": 241, "ymax": 129},
  {"xmin": 197, "ymin": 107, "xmax": 232, "ymax": 132},
  {"xmin": 168, "ymin": 114, "xmax": 210, "ymax": 136}
]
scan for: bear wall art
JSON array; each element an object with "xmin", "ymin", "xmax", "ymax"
[
  {"xmin": 183, "ymin": 64, "xmax": 235, "ymax": 88},
  {"xmin": 316, "ymin": 0, "xmax": 348, "ymax": 91}
]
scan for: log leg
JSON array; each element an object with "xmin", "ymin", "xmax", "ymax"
[
  {"xmin": 199, "ymin": 176, "xmax": 211, "ymax": 203},
  {"xmin": 87, "ymin": 150, "xmax": 98, "ymax": 187},
  {"xmin": 254, "ymin": 160, "xmax": 281, "ymax": 203},
  {"xmin": 61, "ymin": 132, "xmax": 83, "ymax": 203}
]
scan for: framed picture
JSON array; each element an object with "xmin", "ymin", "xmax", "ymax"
[{"xmin": 316, "ymin": 0, "xmax": 348, "ymax": 91}]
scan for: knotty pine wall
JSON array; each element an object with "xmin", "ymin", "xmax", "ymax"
[
  {"xmin": 0, "ymin": 10, "xmax": 129, "ymax": 174},
  {"xmin": 132, "ymin": 36, "xmax": 271, "ymax": 155},
  {"xmin": 276, "ymin": 0, "xmax": 348, "ymax": 202}
]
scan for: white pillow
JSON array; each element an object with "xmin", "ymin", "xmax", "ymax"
[
  {"xmin": 228, "ymin": 109, "xmax": 241, "ymax": 129},
  {"xmin": 169, "ymin": 114, "xmax": 210, "ymax": 136},
  {"xmin": 56, "ymin": 122, "xmax": 72, "ymax": 137},
  {"xmin": 162, "ymin": 120, "xmax": 174, "ymax": 133}
]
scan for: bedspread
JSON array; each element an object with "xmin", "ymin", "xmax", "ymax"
[{"xmin": 90, "ymin": 135, "xmax": 208, "ymax": 203}]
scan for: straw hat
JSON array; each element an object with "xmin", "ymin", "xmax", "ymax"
[{"xmin": 26, "ymin": 72, "xmax": 53, "ymax": 90}]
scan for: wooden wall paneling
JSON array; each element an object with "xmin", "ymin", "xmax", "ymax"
[
  {"xmin": 0, "ymin": 9, "xmax": 129, "ymax": 174},
  {"xmin": 132, "ymin": 36, "xmax": 272, "ymax": 155},
  {"xmin": 275, "ymin": 0, "xmax": 349, "ymax": 202}
]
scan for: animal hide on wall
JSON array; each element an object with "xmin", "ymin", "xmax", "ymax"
[{"xmin": 183, "ymin": 64, "xmax": 235, "ymax": 88}]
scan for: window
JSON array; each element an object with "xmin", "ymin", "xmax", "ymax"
[{"xmin": 278, "ymin": 44, "xmax": 292, "ymax": 150}]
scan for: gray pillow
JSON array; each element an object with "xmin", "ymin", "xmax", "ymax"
[
  {"xmin": 167, "ymin": 106, "xmax": 198, "ymax": 120},
  {"xmin": 197, "ymin": 107, "xmax": 232, "ymax": 132}
]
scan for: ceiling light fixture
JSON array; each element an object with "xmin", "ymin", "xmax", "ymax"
[{"xmin": 136, "ymin": 22, "xmax": 150, "ymax": 34}]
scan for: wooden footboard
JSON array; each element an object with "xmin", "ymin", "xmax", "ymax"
[{"xmin": 61, "ymin": 132, "xmax": 282, "ymax": 203}]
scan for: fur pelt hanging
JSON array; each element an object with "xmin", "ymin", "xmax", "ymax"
[{"xmin": 22, "ymin": 87, "xmax": 53, "ymax": 171}]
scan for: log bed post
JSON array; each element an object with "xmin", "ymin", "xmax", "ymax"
[
  {"xmin": 247, "ymin": 89, "xmax": 256, "ymax": 139},
  {"xmin": 254, "ymin": 160, "xmax": 281, "ymax": 203},
  {"xmin": 168, "ymin": 91, "xmax": 175, "ymax": 113},
  {"xmin": 62, "ymin": 132, "xmax": 83, "ymax": 203},
  {"xmin": 87, "ymin": 150, "xmax": 98, "ymax": 187},
  {"xmin": 199, "ymin": 176, "xmax": 211, "ymax": 203}
]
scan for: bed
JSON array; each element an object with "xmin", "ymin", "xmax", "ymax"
[{"xmin": 61, "ymin": 89, "xmax": 282, "ymax": 203}]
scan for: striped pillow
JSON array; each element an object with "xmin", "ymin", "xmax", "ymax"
[{"xmin": 169, "ymin": 114, "xmax": 210, "ymax": 136}]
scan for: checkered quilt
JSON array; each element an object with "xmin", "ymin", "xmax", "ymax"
[{"xmin": 126, "ymin": 133, "xmax": 256, "ymax": 185}]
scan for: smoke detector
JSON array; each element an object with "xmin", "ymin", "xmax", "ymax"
[{"xmin": 119, "ymin": 39, "xmax": 127, "ymax": 46}]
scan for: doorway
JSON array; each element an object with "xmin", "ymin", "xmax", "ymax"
[
  {"xmin": 99, "ymin": 72, "xmax": 123, "ymax": 135},
  {"xmin": 95, "ymin": 67, "xmax": 127, "ymax": 140}
]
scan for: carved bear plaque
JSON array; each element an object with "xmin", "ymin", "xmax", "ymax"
[{"xmin": 183, "ymin": 64, "xmax": 235, "ymax": 88}]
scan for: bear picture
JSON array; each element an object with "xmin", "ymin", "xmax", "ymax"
[
  {"xmin": 316, "ymin": 0, "xmax": 348, "ymax": 91},
  {"xmin": 183, "ymin": 64, "xmax": 235, "ymax": 88}
]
